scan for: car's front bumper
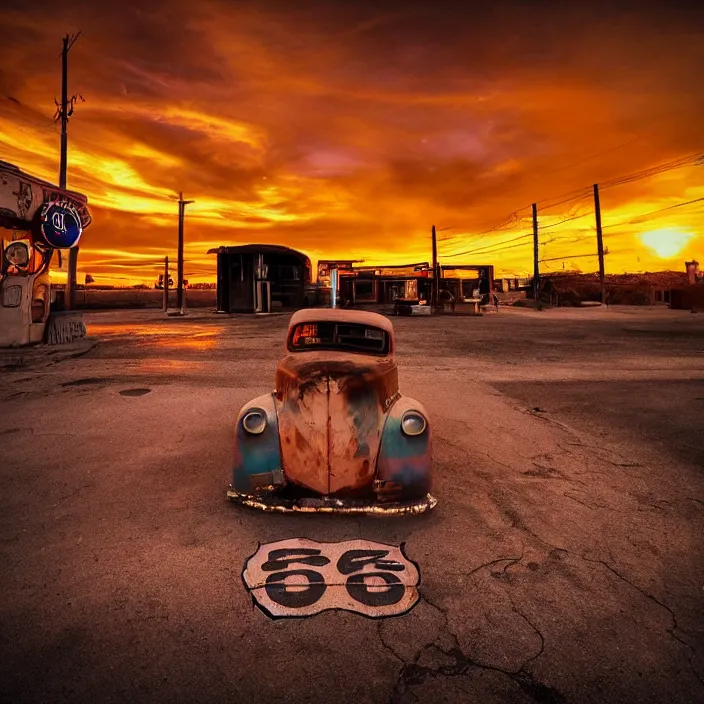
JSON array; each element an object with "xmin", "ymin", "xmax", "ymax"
[{"xmin": 226, "ymin": 487, "xmax": 437, "ymax": 515}]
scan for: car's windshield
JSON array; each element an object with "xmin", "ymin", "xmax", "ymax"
[{"xmin": 288, "ymin": 321, "xmax": 390, "ymax": 355}]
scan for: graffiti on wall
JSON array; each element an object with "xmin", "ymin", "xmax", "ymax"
[
  {"xmin": 12, "ymin": 181, "xmax": 32, "ymax": 219},
  {"xmin": 242, "ymin": 538, "xmax": 421, "ymax": 619}
]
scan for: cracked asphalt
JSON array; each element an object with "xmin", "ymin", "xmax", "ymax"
[{"xmin": 1, "ymin": 305, "xmax": 703, "ymax": 704}]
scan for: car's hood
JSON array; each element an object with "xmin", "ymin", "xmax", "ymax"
[
  {"xmin": 275, "ymin": 352, "xmax": 399, "ymax": 405},
  {"xmin": 274, "ymin": 352, "xmax": 399, "ymax": 496}
]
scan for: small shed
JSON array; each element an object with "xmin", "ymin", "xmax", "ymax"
[{"xmin": 208, "ymin": 244, "xmax": 312, "ymax": 313}]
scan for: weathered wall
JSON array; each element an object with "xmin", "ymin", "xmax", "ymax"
[{"xmin": 670, "ymin": 285, "xmax": 704, "ymax": 310}]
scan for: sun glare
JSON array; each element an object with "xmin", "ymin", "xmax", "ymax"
[{"xmin": 638, "ymin": 229, "xmax": 695, "ymax": 259}]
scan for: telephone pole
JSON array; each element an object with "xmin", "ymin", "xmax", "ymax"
[
  {"xmin": 176, "ymin": 192, "xmax": 194, "ymax": 314},
  {"xmin": 55, "ymin": 31, "xmax": 83, "ymax": 310},
  {"xmin": 532, "ymin": 203, "xmax": 540, "ymax": 308},
  {"xmin": 162, "ymin": 256, "xmax": 169, "ymax": 312},
  {"xmin": 431, "ymin": 224, "xmax": 438, "ymax": 308},
  {"xmin": 593, "ymin": 184, "xmax": 606, "ymax": 304}
]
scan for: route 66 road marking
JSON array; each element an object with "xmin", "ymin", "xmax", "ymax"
[{"xmin": 242, "ymin": 538, "xmax": 421, "ymax": 619}]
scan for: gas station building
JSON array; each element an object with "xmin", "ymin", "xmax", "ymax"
[{"xmin": 0, "ymin": 160, "xmax": 91, "ymax": 346}]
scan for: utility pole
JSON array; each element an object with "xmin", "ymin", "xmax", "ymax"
[
  {"xmin": 54, "ymin": 31, "xmax": 83, "ymax": 310},
  {"xmin": 176, "ymin": 192, "xmax": 194, "ymax": 314},
  {"xmin": 431, "ymin": 224, "xmax": 438, "ymax": 308},
  {"xmin": 532, "ymin": 203, "xmax": 540, "ymax": 308},
  {"xmin": 162, "ymin": 256, "xmax": 169, "ymax": 312},
  {"xmin": 593, "ymin": 184, "xmax": 606, "ymax": 304}
]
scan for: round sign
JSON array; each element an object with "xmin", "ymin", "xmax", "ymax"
[
  {"xmin": 38, "ymin": 201, "xmax": 83, "ymax": 248},
  {"xmin": 242, "ymin": 538, "xmax": 421, "ymax": 619}
]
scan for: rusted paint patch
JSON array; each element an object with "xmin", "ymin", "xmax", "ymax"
[
  {"xmin": 277, "ymin": 374, "xmax": 329, "ymax": 494},
  {"xmin": 242, "ymin": 538, "xmax": 421, "ymax": 619},
  {"xmin": 275, "ymin": 352, "xmax": 399, "ymax": 407},
  {"xmin": 327, "ymin": 376, "xmax": 382, "ymax": 493}
]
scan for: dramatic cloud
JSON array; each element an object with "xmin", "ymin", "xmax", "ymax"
[{"xmin": 1, "ymin": 0, "xmax": 702, "ymax": 284}]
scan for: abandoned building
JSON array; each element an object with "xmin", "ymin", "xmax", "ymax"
[
  {"xmin": 208, "ymin": 242, "xmax": 507, "ymax": 312},
  {"xmin": 208, "ymin": 244, "xmax": 313, "ymax": 313}
]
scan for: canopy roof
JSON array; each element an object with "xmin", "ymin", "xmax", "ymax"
[{"xmin": 207, "ymin": 244, "xmax": 310, "ymax": 262}]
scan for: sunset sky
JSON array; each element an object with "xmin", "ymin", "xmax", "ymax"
[{"xmin": 1, "ymin": 0, "xmax": 702, "ymax": 285}]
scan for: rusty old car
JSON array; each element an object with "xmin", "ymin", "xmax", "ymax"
[{"xmin": 227, "ymin": 308, "xmax": 436, "ymax": 514}]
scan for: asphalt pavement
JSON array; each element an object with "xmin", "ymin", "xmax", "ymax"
[{"xmin": 1, "ymin": 305, "xmax": 702, "ymax": 704}]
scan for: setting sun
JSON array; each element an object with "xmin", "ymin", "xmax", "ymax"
[{"xmin": 639, "ymin": 228, "xmax": 696, "ymax": 259}]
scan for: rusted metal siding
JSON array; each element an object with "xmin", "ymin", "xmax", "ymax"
[
  {"xmin": 376, "ymin": 396, "xmax": 432, "ymax": 499},
  {"xmin": 232, "ymin": 393, "xmax": 283, "ymax": 494},
  {"xmin": 275, "ymin": 352, "xmax": 399, "ymax": 495}
]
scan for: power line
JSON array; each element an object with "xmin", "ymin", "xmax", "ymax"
[
  {"xmin": 442, "ymin": 235, "xmax": 533, "ymax": 259},
  {"xmin": 535, "ymin": 188, "xmax": 593, "ymax": 212},
  {"xmin": 600, "ymin": 152, "xmax": 703, "ymax": 190},
  {"xmin": 440, "ymin": 231, "xmax": 532, "ymax": 256},
  {"xmin": 535, "ymin": 132, "xmax": 662, "ymax": 178},
  {"xmin": 438, "ymin": 191, "xmax": 589, "ymax": 248},
  {"xmin": 435, "ymin": 226, "xmax": 456, "ymax": 241},
  {"xmin": 440, "ymin": 205, "xmax": 588, "ymax": 251},
  {"xmin": 539, "ymin": 253, "xmax": 599, "ymax": 263},
  {"xmin": 435, "ymin": 149, "xmax": 703, "ymax": 258},
  {"xmin": 441, "ymin": 210, "xmax": 594, "ymax": 257},
  {"xmin": 479, "ymin": 150, "xmax": 700, "ymax": 233},
  {"xmin": 454, "ymin": 211, "xmax": 526, "ymax": 238},
  {"xmin": 603, "ymin": 154, "xmax": 701, "ymax": 187},
  {"xmin": 438, "ymin": 151, "xmax": 694, "ymax": 247},
  {"xmin": 601, "ymin": 196, "xmax": 704, "ymax": 229},
  {"xmin": 542, "ymin": 232, "xmax": 596, "ymax": 244},
  {"xmin": 439, "ymin": 213, "xmax": 533, "ymax": 245},
  {"xmin": 539, "ymin": 211, "xmax": 594, "ymax": 230}
]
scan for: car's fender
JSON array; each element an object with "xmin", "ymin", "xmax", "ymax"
[
  {"xmin": 232, "ymin": 393, "xmax": 284, "ymax": 494},
  {"xmin": 375, "ymin": 395, "xmax": 432, "ymax": 496}
]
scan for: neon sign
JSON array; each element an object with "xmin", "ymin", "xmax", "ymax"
[{"xmin": 37, "ymin": 200, "xmax": 83, "ymax": 248}]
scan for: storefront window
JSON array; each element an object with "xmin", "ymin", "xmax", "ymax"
[
  {"xmin": 355, "ymin": 280, "xmax": 375, "ymax": 301},
  {"xmin": 278, "ymin": 265, "xmax": 300, "ymax": 280}
]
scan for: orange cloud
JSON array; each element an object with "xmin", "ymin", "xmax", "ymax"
[{"xmin": 0, "ymin": 0, "xmax": 702, "ymax": 285}]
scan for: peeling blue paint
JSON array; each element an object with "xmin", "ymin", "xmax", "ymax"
[
  {"xmin": 376, "ymin": 396, "xmax": 432, "ymax": 497},
  {"xmin": 232, "ymin": 393, "xmax": 283, "ymax": 494}
]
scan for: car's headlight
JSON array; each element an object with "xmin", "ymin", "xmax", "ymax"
[
  {"xmin": 242, "ymin": 410, "xmax": 267, "ymax": 435},
  {"xmin": 401, "ymin": 411, "xmax": 427, "ymax": 436}
]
